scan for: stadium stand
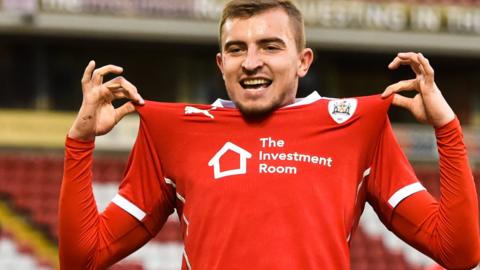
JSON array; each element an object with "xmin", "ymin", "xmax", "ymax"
[{"xmin": 0, "ymin": 229, "xmax": 51, "ymax": 270}]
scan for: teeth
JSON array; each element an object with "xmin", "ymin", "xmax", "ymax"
[{"xmin": 243, "ymin": 79, "xmax": 269, "ymax": 85}]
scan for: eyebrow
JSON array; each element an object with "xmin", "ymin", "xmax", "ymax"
[
  {"xmin": 258, "ymin": 38, "xmax": 286, "ymax": 47},
  {"xmin": 223, "ymin": 37, "xmax": 286, "ymax": 51}
]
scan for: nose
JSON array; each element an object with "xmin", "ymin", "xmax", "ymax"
[{"xmin": 241, "ymin": 49, "xmax": 263, "ymax": 73}]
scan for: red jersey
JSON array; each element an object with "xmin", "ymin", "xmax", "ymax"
[{"xmin": 112, "ymin": 93, "xmax": 424, "ymax": 270}]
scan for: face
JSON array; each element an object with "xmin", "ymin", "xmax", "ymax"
[{"xmin": 216, "ymin": 8, "xmax": 313, "ymax": 117}]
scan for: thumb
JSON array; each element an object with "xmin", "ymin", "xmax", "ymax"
[
  {"xmin": 115, "ymin": 101, "xmax": 136, "ymax": 123},
  {"xmin": 392, "ymin": 94, "xmax": 413, "ymax": 111}
]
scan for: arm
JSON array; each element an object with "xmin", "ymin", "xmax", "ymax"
[
  {"xmin": 60, "ymin": 138, "xmax": 152, "ymax": 269},
  {"xmin": 382, "ymin": 52, "xmax": 480, "ymax": 269},
  {"xmin": 389, "ymin": 118, "xmax": 479, "ymax": 269},
  {"xmin": 59, "ymin": 61, "xmax": 151, "ymax": 269}
]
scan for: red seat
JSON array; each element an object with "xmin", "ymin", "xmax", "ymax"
[{"xmin": 350, "ymin": 228, "xmax": 420, "ymax": 270}]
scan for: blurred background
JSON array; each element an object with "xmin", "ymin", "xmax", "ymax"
[{"xmin": 0, "ymin": 0, "xmax": 479, "ymax": 269}]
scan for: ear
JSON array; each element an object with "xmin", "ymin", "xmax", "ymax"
[
  {"xmin": 297, "ymin": 48, "xmax": 314, "ymax": 78},
  {"xmin": 216, "ymin": 52, "xmax": 225, "ymax": 80}
]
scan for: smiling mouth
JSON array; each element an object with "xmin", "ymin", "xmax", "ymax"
[{"xmin": 240, "ymin": 78, "xmax": 272, "ymax": 89}]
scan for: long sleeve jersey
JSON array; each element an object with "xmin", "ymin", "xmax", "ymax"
[{"xmin": 59, "ymin": 93, "xmax": 480, "ymax": 269}]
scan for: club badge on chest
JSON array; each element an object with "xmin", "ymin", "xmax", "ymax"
[{"xmin": 328, "ymin": 99, "xmax": 357, "ymax": 124}]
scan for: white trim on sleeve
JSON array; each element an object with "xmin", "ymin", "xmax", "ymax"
[
  {"xmin": 112, "ymin": 194, "xmax": 146, "ymax": 221},
  {"xmin": 388, "ymin": 182, "xmax": 426, "ymax": 208}
]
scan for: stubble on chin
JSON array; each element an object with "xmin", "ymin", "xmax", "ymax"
[
  {"xmin": 236, "ymin": 102, "xmax": 277, "ymax": 121},
  {"xmin": 234, "ymin": 94, "xmax": 288, "ymax": 121},
  {"xmin": 234, "ymin": 92, "xmax": 295, "ymax": 121}
]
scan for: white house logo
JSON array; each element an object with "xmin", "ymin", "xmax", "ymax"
[
  {"xmin": 328, "ymin": 99, "xmax": 357, "ymax": 124},
  {"xmin": 184, "ymin": 106, "xmax": 216, "ymax": 119},
  {"xmin": 208, "ymin": 142, "xmax": 252, "ymax": 179}
]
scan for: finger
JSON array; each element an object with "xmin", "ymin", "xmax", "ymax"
[
  {"xmin": 105, "ymin": 77, "xmax": 144, "ymax": 104},
  {"xmin": 115, "ymin": 101, "xmax": 136, "ymax": 122},
  {"xmin": 387, "ymin": 57, "xmax": 402, "ymax": 70},
  {"xmin": 387, "ymin": 52, "xmax": 415, "ymax": 69},
  {"xmin": 110, "ymin": 89, "xmax": 141, "ymax": 103},
  {"xmin": 81, "ymin": 60, "xmax": 96, "ymax": 86},
  {"xmin": 396, "ymin": 52, "xmax": 419, "ymax": 59},
  {"xmin": 110, "ymin": 88, "xmax": 127, "ymax": 99},
  {"xmin": 388, "ymin": 59, "xmax": 423, "ymax": 75},
  {"xmin": 391, "ymin": 94, "xmax": 413, "ymax": 111},
  {"xmin": 117, "ymin": 77, "xmax": 144, "ymax": 104},
  {"xmin": 92, "ymin": 64, "xmax": 124, "ymax": 86},
  {"xmin": 388, "ymin": 53, "xmax": 422, "ymax": 75},
  {"xmin": 418, "ymin": 53, "xmax": 435, "ymax": 83},
  {"xmin": 381, "ymin": 79, "xmax": 417, "ymax": 98},
  {"xmin": 105, "ymin": 82, "xmax": 122, "ymax": 90}
]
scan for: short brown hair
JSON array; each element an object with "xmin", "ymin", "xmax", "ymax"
[{"xmin": 219, "ymin": 0, "xmax": 306, "ymax": 52}]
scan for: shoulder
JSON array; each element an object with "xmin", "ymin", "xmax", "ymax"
[
  {"xmin": 321, "ymin": 94, "xmax": 392, "ymax": 125},
  {"xmin": 135, "ymin": 100, "xmax": 187, "ymax": 115},
  {"xmin": 326, "ymin": 94, "xmax": 392, "ymax": 113},
  {"xmin": 355, "ymin": 94, "xmax": 393, "ymax": 117},
  {"xmin": 134, "ymin": 100, "xmax": 228, "ymax": 128},
  {"xmin": 135, "ymin": 100, "xmax": 211, "ymax": 119}
]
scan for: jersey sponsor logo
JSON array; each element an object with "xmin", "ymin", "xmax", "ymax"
[
  {"xmin": 184, "ymin": 106, "xmax": 216, "ymax": 119},
  {"xmin": 209, "ymin": 138, "xmax": 334, "ymax": 179},
  {"xmin": 258, "ymin": 137, "xmax": 333, "ymax": 175},
  {"xmin": 208, "ymin": 142, "xmax": 252, "ymax": 179},
  {"xmin": 328, "ymin": 99, "xmax": 357, "ymax": 124}
]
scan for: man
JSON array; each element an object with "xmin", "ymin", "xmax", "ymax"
[{"xmin": 59, "ymin": 0, "xmax": 480, "ymax": 269}]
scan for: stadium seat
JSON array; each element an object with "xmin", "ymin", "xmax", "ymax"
[
  {"xmin": 350, "ymin": 227, "xmax": 424, "ymax": 270},
  {"xmin": 0, "ymin": 229, "xmax": 53, "ymax": 270}
]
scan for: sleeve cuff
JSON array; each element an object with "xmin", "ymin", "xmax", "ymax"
[
  {"xmin": 435, "ymin": 117, "xmax": 461, "ymax": 138},
  {"xmin": 65, "ymin": 135, "xmax": 95, "ymax": 150}
]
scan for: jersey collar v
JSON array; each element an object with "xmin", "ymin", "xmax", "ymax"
[{"xmin": 211, "ymin": 91, "xmax": 322, "ymax": 108}]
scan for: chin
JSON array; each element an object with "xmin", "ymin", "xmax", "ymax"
[{"xmin": 235, "ymin": 101, "xmax": 278, "ymax": 121}]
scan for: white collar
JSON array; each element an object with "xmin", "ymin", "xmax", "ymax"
[{"xmin": 211, "ymin": 91, "xmax": 321, "ymax": 108}]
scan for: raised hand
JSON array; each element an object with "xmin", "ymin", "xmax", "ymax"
[
  {"xmin": 381, "ymin": 52, "xmax": 455, "ymax": 128},
  {"xmin": 68, "ymin": 61, "xmax": 144, "ymax": 141}
]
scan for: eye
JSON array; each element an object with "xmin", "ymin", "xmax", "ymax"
[
  {"xmin": 226, "ymin": 46, "xmax": 244, "ymax": 54},
  {"xmin": 265, "ymin": 44, "xmax": 281, "ymax": 51}
]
